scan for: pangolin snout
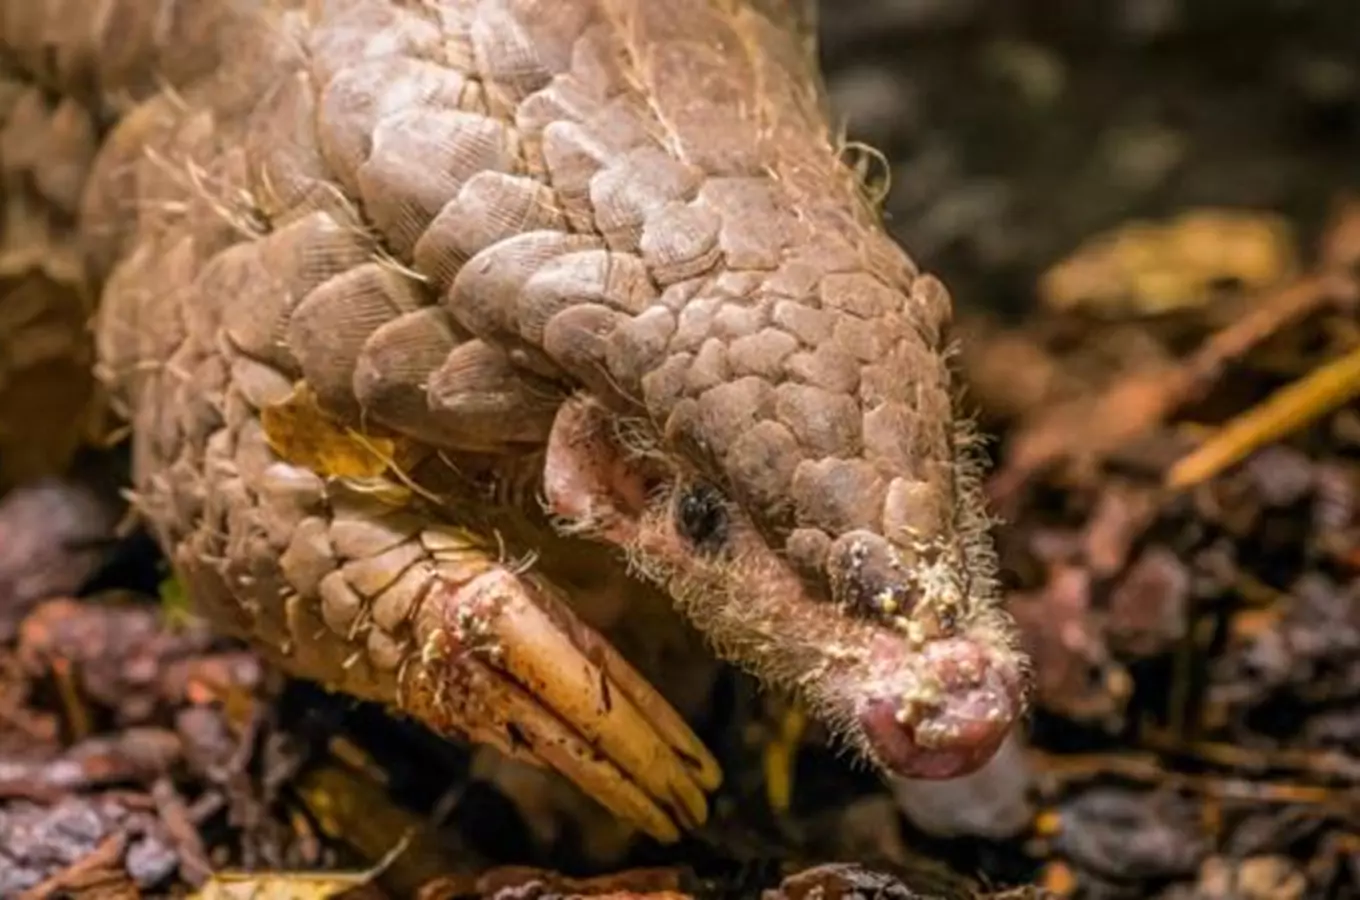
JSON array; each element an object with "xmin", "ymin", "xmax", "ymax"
[
  {"xmin": 821, "ymin": 531, "xmax": 1024, "ymax": 779},
  {"xmin": 858, "ymin": 637, "xmax": 1024, "ymax": 780}
]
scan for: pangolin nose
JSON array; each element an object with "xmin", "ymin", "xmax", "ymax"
[{"xmin": 857, "ymin": 637, "xmax": 1023, "ymax": 780}]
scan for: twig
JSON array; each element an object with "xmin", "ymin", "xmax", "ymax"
[
  {"xmin": 153, "ymin": 777, "xmax": 214, "ymax": 887},
  {"xmin": 1141, "ymin": 730, "xmax": 1360, "ymax": 783},
  {"xmin": 17, "ymin": 833, "xmax": 127, "ymax": 900},
  {"xmin": 1032, "ymin": 751, "xmax": 1360, "ymax": 817},
  {"xmin": 994, "ymin": 257, "xmax": 1353, "ymax": 497},
  {"xmin": 1167, "ymin": 340, "xmax": 1360, "ymax": 489}
]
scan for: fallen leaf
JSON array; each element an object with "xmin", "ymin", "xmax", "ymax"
[
  {"xmin": 261, "ymin": 382, "xmax": 413, "ymax": 480},
  {"xmin": 195, "ymin": 830, "xmax": 413, "ymax": 900},
  {"xmin": 1040, "ymin": 208, "xmax": 1298, "ymax": 317},
  {"xmin": 193, "ymin": 871, "xmax": 378, "ymax": 900}
]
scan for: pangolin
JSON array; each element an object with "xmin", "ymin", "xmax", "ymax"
[{"xmin": 0, "ymin": 0, "xmax": 1029, "ymax": 842}]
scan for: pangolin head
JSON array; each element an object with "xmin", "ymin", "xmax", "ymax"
[
  {"xmin": 542, "ymin": 256, "xmax": 1029, "ymax": 781},
  {"xmin": 537, "ymin": 0, "xmax": 1029, "ymax": 782}
]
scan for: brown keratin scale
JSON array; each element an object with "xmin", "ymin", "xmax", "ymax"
[{"xmin": 0, "ymin": 0, "xmax": 1030, "ymax": 841}]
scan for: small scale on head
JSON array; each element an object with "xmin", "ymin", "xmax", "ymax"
[{"xmin": 543, "ymin": 381, "xmax": 1029, "ymax": 782}]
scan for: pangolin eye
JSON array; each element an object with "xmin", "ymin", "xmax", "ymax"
[{"xmin": 675, "ymin": 482, "xmax": 729, "ymax": 553}]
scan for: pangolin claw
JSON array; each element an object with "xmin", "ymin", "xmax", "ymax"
[{"xmin": 403, "ymin": 566, "xmax": 720, "ymax": 842}]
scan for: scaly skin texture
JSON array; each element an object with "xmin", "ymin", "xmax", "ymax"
[{"xmin": 0, "ymin": 0, "xmax": 1028, "ymax": 840}]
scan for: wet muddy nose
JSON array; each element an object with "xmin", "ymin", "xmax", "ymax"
[{"xmin": 858, "ymin": 637, "xmax": 1023, "ymax": 780}]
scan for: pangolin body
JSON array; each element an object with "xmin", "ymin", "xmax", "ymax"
[{"xmin": 0, "ymin": 0, "xmax": 1028, "ymax": 841}]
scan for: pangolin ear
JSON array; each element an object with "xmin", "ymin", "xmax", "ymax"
[{"xmin": 543, "ymin": 396, "xmax": 652, "ymax": 546}]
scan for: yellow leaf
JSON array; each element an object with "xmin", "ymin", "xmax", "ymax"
[
  {"xmin": 261, "ymin": 383, "xmax": 405, "ymax": 480},
  {"xmin": 192, "ymin": 871, "xmax": 373, "ymax": 900},
  {"xmin": 1039, "ymin": 207, "xmax": 1298, "ymax": 317},
  {"xmin": 191, "ymin": 832, "xmax": 413, "ymax": 900}
]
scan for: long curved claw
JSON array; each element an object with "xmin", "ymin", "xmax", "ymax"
[{"xmin": 402, "ymin": 566, "xmax": 721, "ymax": 842}]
